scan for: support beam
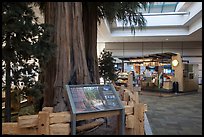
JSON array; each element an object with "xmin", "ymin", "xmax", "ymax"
[{"xmin": 37, "ymin": 111, "xmax": 50, "ymax": 135}]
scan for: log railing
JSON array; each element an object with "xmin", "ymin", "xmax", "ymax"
[
  {"xmin": 2, "ymin": 107, "xmax": 71, "ymax": 135},
  {"xmin": 3, "ymin": 73, "xmax": 150, "ymax": 135},
  {"xmin": 119, "ymin": 72, "xmax": 148, "ymax": 135}
]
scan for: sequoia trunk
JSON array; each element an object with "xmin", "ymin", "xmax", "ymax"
[
  {"xmin": 43, "ymin": 2, "xmax": 92, "ymax": 112},
  {"xmin": 82, "ymin": 2, "xmax": 100, "ymax": 84}
]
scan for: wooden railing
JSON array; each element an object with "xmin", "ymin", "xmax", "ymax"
[
  {"xmin": 118, "ymin": 72, "xmax": 148, "ymax": 135},
  {"xmin": 2, "ymin": 107, "xmax": 71, "ymax": 135},
  {"xmin": 3, "ymin": 73, "xmax": 150, "ymax": 135}
]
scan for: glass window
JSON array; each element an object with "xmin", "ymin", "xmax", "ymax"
[{"xmin": 139, "ymin": 2, "xmax": 179, "ymax": 13}]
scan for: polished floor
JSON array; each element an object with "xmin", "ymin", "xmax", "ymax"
[
  {"xmin": 139, "ymin": 85, "xmax": 202, "ymax": 135},
  {"xmin": 79, "ymin": 85, "xmax": 202, "ymax": 135}
]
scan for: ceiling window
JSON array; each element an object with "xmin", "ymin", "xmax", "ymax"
[{"xmin": 140, "ymin": 2, "xmax": 179, "ymax": 13}]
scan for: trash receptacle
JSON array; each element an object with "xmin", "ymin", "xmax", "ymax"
[{"xmin": 173, "ymin": 82, "xmax": 179, "ymax": 93}]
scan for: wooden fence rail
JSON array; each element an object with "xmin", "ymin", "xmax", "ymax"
[
  {"xmin": 3, "ymin": 73, "xmax": 149, "ymax": 135},
  {"xmin": 2, "ymin": 107, "xmax": 71, "ymax": 135},
  {"xmin": 119, "ymin": 72, "xmax": 148, "ymax": 135}
]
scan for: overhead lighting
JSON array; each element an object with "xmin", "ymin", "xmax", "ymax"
[
  {"xmin": 166, "ymin": 38, "xmax": 169, "ymax": 41},
  {"xmin": 172, "ymin": 59, "xmax": 179, "ymax": 67}
]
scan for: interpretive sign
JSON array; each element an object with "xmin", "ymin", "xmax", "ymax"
[
  {"xmin": 66, "ymin": 84, "xmax": 124, "ymax": 114},
  {"xmin": 66, "ymin": 84, "xmax": 125, "ymax": 135}
]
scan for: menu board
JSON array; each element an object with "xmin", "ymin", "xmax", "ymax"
[{"xmin": 66, "ymin": 84, "xmax": 123, "ymax": 114}]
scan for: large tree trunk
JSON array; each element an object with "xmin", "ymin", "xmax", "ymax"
[
  {"xmin": 82, "ymin": 2, "xmax": 100, "ymax": 84},
  {"xmin": 5, "ymin": 60, "xmax": 11, "ymax": 122},
  {"xmin": 5, "ymin": 35, "xmax": 11, "ymax": 122},
  {"xmin": 43, "ymin": 2, "xmax": 91, "ymax": 112}
]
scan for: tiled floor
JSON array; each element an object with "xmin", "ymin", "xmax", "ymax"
[
  {"xmin": 79, "ymin": 85, "xmax": 202, "ymax": 135},
  {"xmin": 139, "ymin": 85, "xmax": 202, "ymax": 135}
]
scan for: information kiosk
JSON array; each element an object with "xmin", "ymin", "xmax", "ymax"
[{"xmin": 65, "ymin": 84, "xmax": 125, "ymax": 135}]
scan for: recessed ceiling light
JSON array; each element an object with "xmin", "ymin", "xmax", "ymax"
[{"xmin": 166, "ymin": 38, "xmax": 169, "ymax": 40}]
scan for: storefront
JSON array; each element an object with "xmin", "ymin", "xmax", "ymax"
[{"xmin": 116, "ymin": 52, "xmax": 199, "ymax": 92}]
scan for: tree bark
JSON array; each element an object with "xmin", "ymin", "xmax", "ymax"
[
  {"xmin": 82, "ymin": 2, "xmax": 100, "ymax": 84},
  {"xmin": 5, "ymin": 60, "xmax": 11, "ymax": 122},
  {"xmin": 5, "ymin": 35, "xmax": 11, "ymax": 122},
  {"xmin": 43, "ymin": 2, "xmax": 92, "ymax": 112}
]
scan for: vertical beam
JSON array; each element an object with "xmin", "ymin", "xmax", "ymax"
[
  {"xmin": 127, "ymin": 72, "xmax": 133, "ymax": 92},
  {"xmin": 5, "ymin": 59, "xmax": 11, "ymax": 122},
  {"xmin": 133, "ymin": 91, "xmax": 139, "ymax": 104},
  {"xmin": 122, "ymin": 60, "xmax": 124, "ymax": 72},
  {"xmin": 172, "ymin": 53, "xmax": 184, "ymax": 91},
  {"xmin": 123, "ymin": 90, "xmax": 130, "ymax": 102},
  {"xmin": 133, "ymin": 103, "xmax": 144, "ymax": 135},
  {"xmin": 42, "ymin": 107, "xmax": 54, "ymax": 113},
  {"xmin": 148, "ymin": 3, "xmax": 152, "ymax": 13},
  {"xmin": 71, "ymin": 114, "xmax": 76, "ymax": 135},
  {"xmin": 161, "ymin": 2, "xmax": 165, "ymax": 13},
  {"xmin": 38, "ymin": 111, "xmax": 50, "ymax": 135},
  {"xmin": 116, "ymin": 115, "xmax": 120, "ymax": 134},
  {"xmin": 174, "ymin": 2, "xmax": 179, "ymax": 12},
  {"xmin": 120, "ymin": 109, "xmax": 125, "ymax": 135},
  {"xmin": 119, "ymin": 85, "xmax": 125, "ymax": 99}
]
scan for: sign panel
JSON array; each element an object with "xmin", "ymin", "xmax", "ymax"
[{"xmin": 66, "ymin": 84, "xmax": 123, "ymax": 114}]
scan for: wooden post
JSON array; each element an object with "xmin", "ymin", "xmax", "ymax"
[
  {"xmin": 127, "ymin": 72, "xmax": 134, "ymax": 92},
  {"xmin": 144, "ymin": 104, "xmax": 148, "ymax": 112},
  {"xmin": 127, "ymin": 89, "xmax": 139, "ymax": 104},
  {"xmin": 119, "ymin": 85, "xmax": 125, "ymax": 99},
  {"xmin": 121, "ymin": 101, "xmax": 128, "ymax": 106},
  {"xmin": 129, "ymin": 89, "xmax": 144, "ymax": 135},
  {"xmin": 133, "ymin": 91, "xmax": 139, "ymax": 104},
  {"xmin": 123, "ymin": 89, "xmax": 130, "ymax": 102},
  {"xmin": 133, "ymin": 103, "xmax": 144, "ymax": 135},
  {"xmin": 126, "ymin": 115, "xmax": 134, "ymax": 129},
  {"xmin": 37, "ymin": 111, "xmax": 50, "ymax": 135},
  {"xmin": 124, "ymin": 105, "xmax": 134, "ymax": 115},
  {"xmin": 42, "ymin": 107, "xmax": 54, "ymax": 113},
  {"xmin": 3, "ymin": 110, "xmax": 72, "ymax": 135},
  {"xmin": 122, "ymin": 77, "xmax": 146, "ymax": 135},
  {"xmin": 115, "ymin": 114, "xmax": 120, "ymax": 134}
]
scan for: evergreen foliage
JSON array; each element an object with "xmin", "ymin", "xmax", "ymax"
[
  {"xmin": 36, "ymin": 2, "xmax": 148, "ymax": 34},
  {"xmin": 2, "ymin": 2, "xmax": 56, "ymax": 119},
  {"xmin": 98, "ymin": 49, "xmax": 117, "ymax": 84},
  {"xmin": 96, "ymin": 2, "xmax": 148, "ymax": 33}
]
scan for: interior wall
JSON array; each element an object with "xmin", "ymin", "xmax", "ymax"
[
  {"xmin": 102, "ymin": 41, "xmax": 202, "ymax": 84},
  {"xmin": 97, "ymin": 42, "xmax": 106, "ymax": 57}
]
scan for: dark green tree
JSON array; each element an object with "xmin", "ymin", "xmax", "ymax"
[
  {"xmin": 98, "ymin": 49, "xmax": 117, "ymax": 84},
  {"xmin": 2, "ymin": 2, "xmax": 56, "ymax": 122}
]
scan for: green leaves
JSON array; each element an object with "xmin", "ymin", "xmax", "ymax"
[
  {"xmin": 98, "ymin": 49, "xmax": 117, "ymax": 83},
  {"xmin": 97, "ymin": 2, "xmax": 148, "ymax": 34},
  {"xmin": 2, "ymin": 2, "xmax": 56, "ymax": 103}
]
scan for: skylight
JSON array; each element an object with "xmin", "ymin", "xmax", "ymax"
[{"xmin": 140, "ymin": 2, "xmax": 179, "ymax": 13}]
